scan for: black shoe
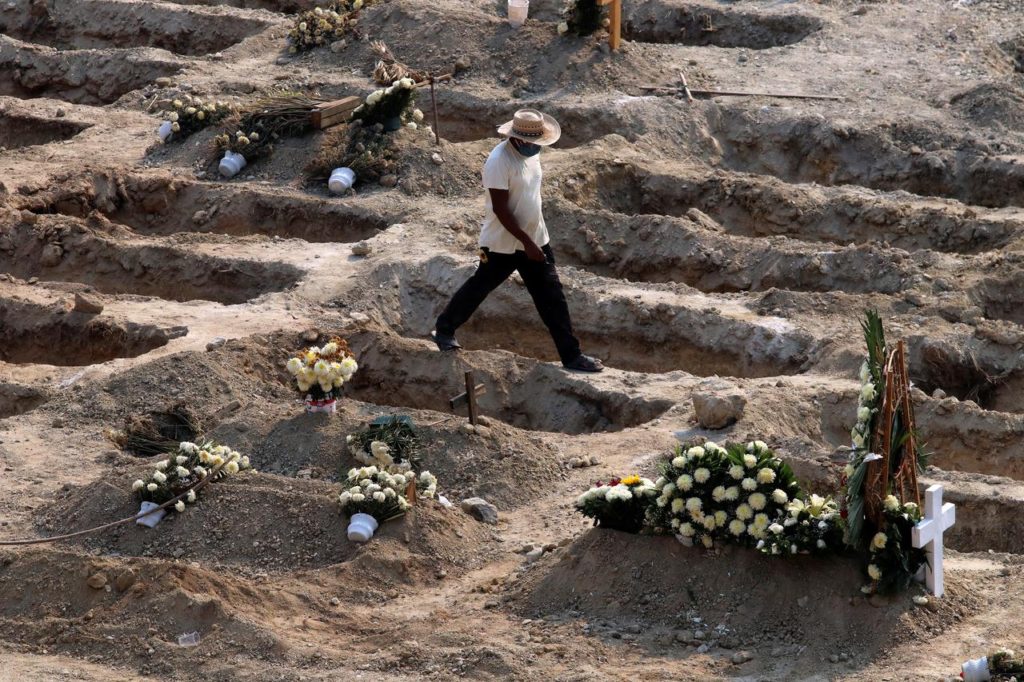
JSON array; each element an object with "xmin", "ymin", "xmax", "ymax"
[
  {"xmin": 562, "ymin": 354, "xmax": 604, "ymax": 372},
  {"xmin": 432, "ymin": 330, "xmax": 462, "ymax": 352}
]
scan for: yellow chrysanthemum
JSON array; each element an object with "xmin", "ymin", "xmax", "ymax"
[{"xmin": 620, "ymin": 474, "xmax": 641, "ymax": 486}]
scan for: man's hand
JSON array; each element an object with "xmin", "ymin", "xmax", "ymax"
[{"xmin": 524, "ymin": 241, "xmax": 545, "ymax": 262}]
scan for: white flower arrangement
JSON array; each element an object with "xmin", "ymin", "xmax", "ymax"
[
  {"xmin": 159, "ymin": 95, "xmax": 235, "ymax": 142},
  {"xmin": 351, "ymin": 78, "xmax": 418, "ymax": 130},
  {"xmin": 132, "ymin": 440, "xmax": 251, "ymax": 512},
  {"xmin": 285, "ymin": 336, "xmax": 358, "ymax": 410},
  {"xmin": 287, "ymin": 0, "xmax": 367, "ymax": 52},
  {"xmin": 757, "ymin": 493, "xmax": 844, "ymax": 557},
  {"xmin": 576, "ymin": 475, "xmax": 657, "ymax": 533},
  {"xmin": 337, "ymin": 464, "xmax": 438, "ymax": 523}
]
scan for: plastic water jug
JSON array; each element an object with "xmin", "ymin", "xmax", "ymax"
[
  {"xmin": 329, "ymin": 167, "xmax": 356, "ymax": 194},
  {"xmin": 347, "ymin": 512, "xmax": 379, "ymax": 542},
  {"xmin": 136, "ymin": 500, "xmax": 166, "ymax": 528},
  {"xmin": 158, "ymin": 121, "xmax": 173, "ymax": 142},
  {"xmin": 961, "ymin": 657, "xmax": 991, "ymax": 682},
  {"xmin": 218, "ymin": 150, "xmax": 247, "ymax": 178},
  {"xmin": 508, "ymin": 0, "xmax": 528, "ymax": 27}
]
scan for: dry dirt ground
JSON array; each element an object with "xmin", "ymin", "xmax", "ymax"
[{"xmin": 2, "ymin": 0, "xmax": 1024, "ymax": 679}]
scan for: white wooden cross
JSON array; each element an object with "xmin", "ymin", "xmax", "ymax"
[{"xmin": 911, "ymin": 484, "xmax": 956, "ymax": 597}]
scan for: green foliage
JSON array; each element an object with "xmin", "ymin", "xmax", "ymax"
[{"xmin": 348, "ymin": 416, "xmax": 421, "ymax": 470}]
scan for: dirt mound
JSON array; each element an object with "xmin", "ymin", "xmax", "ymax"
[
  {"xmin": 41, "ymin": 471, "xmax": 489, "ymax": 579},
  {"xmin": 952, "ymin": 83, "xmax": 1024, "ymax": 132},
  {"xmin": 511, "ymin": 529, "xmax": 980, "ymax": 677}
]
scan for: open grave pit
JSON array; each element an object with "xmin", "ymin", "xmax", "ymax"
[
  {"xmin": 342, "ymin": 330, "xmax": 674, "ymax": 435},
  {"xmin": 621, "ymin": 1, "xmax": 823, "ymax": 49},
  {"xmin": 555, "ymin": 161, "xmax": 1022, "ymax": 254},
  {"xmin": 0, "ymin": 296, "xmax": 183, "ymax": 366},
  {"xmin": 0, "ymin": 216, "xmax": 304, "ymax": 305},
  {"xmin": 544, "ymin": 196, "xmax": 921, "ymax": 295},
  {"xmin": 0, "ymin": 38, "xmax": 183, "ymax": 105},
  {"xmin": 0, "ymin": 0, "xmax": 271, "ymax": 57},
  {"xmin": 908, "ymin": 335, "xmax": 1024, "ymax": 415},
  {"xmin": 0, "ymin": 110, "xmax": 91, "ymax": 152},
  {"xmin": 0, "ymin": 382, "xmax": 47, "ymax": 419},
  {"xmin": 711, "ymin": 107, "xmax": 1024, "ymax": 209},
  {"xmin": 361, "ymin": 257, "xmax": 815, "ymax": 377}
]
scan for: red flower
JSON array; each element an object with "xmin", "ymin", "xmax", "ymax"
[
  {"xmin": 609, "ymin": 478, "xmax": 621, "ymax": 486},
  {"xmin": 840, "ymin": 508, "xmax": 848, "ymax": 519}
]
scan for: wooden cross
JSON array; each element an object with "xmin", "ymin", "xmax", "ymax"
[
  {"xmin": 911, "ymin": 484, "xmax": 956, "ymax": 597},
  {"xmin": 596, "ymin": 0, "xmax": 622, "ymax": 51},
  {"xmin": 448, "ymin": 370, "xmax": 486, "ymax": 425}
]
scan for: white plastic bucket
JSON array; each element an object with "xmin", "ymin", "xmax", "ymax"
[
  {"xmin": 961, "ymin": 657, "xmax": 991, "ymax": 682},
  {"xmin": 158, "ymin": 121, "xmax": 173, "ymax": 142},
  {"xmin": 508, "ymin": 0, "xmax": 528, "ymax": 27},
  {"xmin": 329, "ymin": 167, "xmax": 355, "ymax": 194},
  {"xmin": 347, "ymin": 512, "xmax": 379, "ymax": 542},
  {"xmin": 136, "ymin": 500, "xmax": 166, "ymax": 528},
  {"xmin": 219, "ymin": 150, "xmax": 247, "ymax": 178}
]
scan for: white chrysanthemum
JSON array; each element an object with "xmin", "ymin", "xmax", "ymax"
[
  {"xmin": 817, "ymin": 539, "xmax": 827, "ymax": 549},
  {"xmin": 676, "ymin": 474, "xmax": 693, "ymax": 492},
  {"xmin": 175, "ymin": 501, "xmax": 186, "ymax": 513},
  {"xmin": 728, "ymin": 465, "xmax": 744, "ymax": 480},
  {"xmin": 398, "ymin": 77, "xmax": 414, "ymax": 89},
  {"xmin": 671, "ymin": 498, "xmax": 685, "ymax": 514},
  {"xmin": 662, "ymin": 483, "xmax": 676, "ymax": 496},
  {"xmin": 756, "ymin": 468, "xmax": 776, "ymax": 485},
  {"xmin": 741, "ymin": 477, "xmax": 757, "ymax": 491},
  {"xmin": 748, "ymin": 492, "xmax": 767, "ymax": 511},
  {"xmin": 844, "ymin": 463, "xmax": 855, "ymax": 477},
  {"xmin": 373, "ymin": 491, "xmax": 386, "ymax": 502},
  {"xmin": 187, "ymin": 490, "xmax": 196, "ymax": 503},
  {"xmin": 693, "ymin": 467, "xmax": 710, "ymax": 484},
  {"xmin": 366, "ymin": 90, "xmax": 383, "ymax": 105},
  {"xmin": 147, "ymin": 483, "xmax": 158, "ymax": 492},
  {"xmin": 685, "ymin": 497, "xmax": 702, "ymax": 514},
  {"xmin": 225, "ymin": 461, "xmax": 239, "ymax": 474},
  {"xmin": 351, "ymin": 493, "xmax": 365, "ymax": 503},
  {"xmin": 852, "ymin": 433, "xmax": 865, "ymax": 449},
  {"xmin": 857, "ymin": 406, "xmax": 871, "ymax": 422},
  {"xmin": 687, "ymin": 446, "xmax": 705, "ymax": 459},
  {"xmin": 321, "ymin": 342, "xmax": 338, "ymax": 356},
  {"xmin": 194, "ymin": 466, "xmax": 207, "ymax": 477},
  {"xmin": 752, "ymin": 440, "xmax": 767, "ymax": 453},
  {"xmin": 903, "ymin": 502, "xmax": 919, "ymax": 515},
  {"xmin": 729, "ymin": 519, "xmax": 746, "ymax": 536},
  {"xmin": 772, "ymin": 489, "xmax": 788, "ymax": 504},
  {"xmin": 340, "ymin": 356, "xmax": 358, "ymax": 377},
  {"xmin": 883, "ymin": 495, "xmax": 900, "ymax": 512},
  {"xmin": 701, "ymin": 515, "xmax": 716, "ymax": 530},
  {"xmin": 861, "ymin": 383, "xmax": 877, "ymax": 402},
  {"xmin": 743, "ymin": 454, "xmax": 757, "ymax": 468},
  {"xmin": 714, "ymin": 510, "xmax": 727, "ymax": 526},
  {"xmin": 859, "ymin": 362, "xmax": 870, "ymax": 383},
  {"xmin": 176, "ymin": 455, "xmax": 188, "ymax": 464},
  {"xmin": 871, "ymin": 532, "xmax": 888, "ymax": 550},
  {"xmin": 412, "ymin": 109, "xmax": 424, "ymax": 122},
  {"xmin": 753, "ymin": 513, "xmax": 769, "ymax": 529},
  {"xmin": 712, "ymin": 485, "xmax": 726, "ymax": 502},
  {"xmin": 286, "ymin": 357, "xmax": 303, "ymax": 374},
  {"xmin": 769, "ymin": 522, "xmax": 784, "ymax": 535},
  {"xmin": 557, "ymin": 20, "xmax": 568, "ymax": 34},
  {"xmin": 701, "ymin": 535, "xmax": 714, "ymax": 548},
  {"xmin": 132, "ymin": 479, "xmax": 144, "ymax": 491},
  {"xmin": 671, "ymin": 456, "xmax": 686, "ymax": 468},
  {"xmin": 156, "ymin": 460, "xmax": 169, "ymax": 471},
  {"xmin": 736, "ymin": 503, "xmax": 753, "ymax": 521},
  {"xmin": 605, "ymin": 485, "xmax": 633, "ymax": 502},
  {"xmin": 808, "ymin": 494, "xmax": 827, "ymax": 514},
  {"xmin": 867, "ymin": 564, "xmax": 882, "ymax": 580},
  {"xmin": 680, "ymin": 522, "xmax": 696, "ymax": 537},
  {"xmin": 153, "ymin": 471, "xmax": 167, "ymax": 483},
  {"xmin": 314, "ymin": 359, "xmax": 331, "ymax": 377},
  {"xmin": 175, "ymin": 466, "xmax": 189, "ymax": 477},
  {"xmin": 724, "ymin": 486, "xmax": 739, "ymax": 502}
]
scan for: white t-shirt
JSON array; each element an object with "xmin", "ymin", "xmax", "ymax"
[{"xmin": 478, "ymin": 140, "xmax": 549, "ymax": 254}]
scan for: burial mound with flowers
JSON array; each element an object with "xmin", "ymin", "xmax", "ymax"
[{"xmin": 576, "ymin": 310, "xmax": 946, "ymax": 598}]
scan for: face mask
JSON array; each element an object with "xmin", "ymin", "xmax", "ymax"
[{"xmin": 511, "ymin": 138, "xmax": 542, "ymax": 157}]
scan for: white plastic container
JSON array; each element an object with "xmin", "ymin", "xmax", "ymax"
[
  {"xmin": 508, "ymin": 0, "xmax": 528, "ymax": 27},
  {"xmin": 328, "ymin": 167, "xmax": 356, "ymax": 194},
  {"xmin": 218, "ymin": 150, "xmax": 247, "ymax": 178},
  {"xmin": 347, "ymin": 512, "xmax": 379, "ymax": 542},
  {"xmin": 158, "ymin": 121, "xmax": 173, "ymax": 142},
  {"xmin": 961, "ymin": 657, "xmax": 991, "ymax": 682},
  {"xmin": 136, "ymin": 500, "xmax": 166, "ymax": 528}
]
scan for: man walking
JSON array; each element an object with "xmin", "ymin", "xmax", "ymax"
[{"xmin": 432, "ymin": 109, "xmax": 603, "ymax": 373}]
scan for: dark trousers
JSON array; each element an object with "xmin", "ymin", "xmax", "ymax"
[{"xmin": 436, "ymin": 244, "xmax": 582, "ymax": 364}]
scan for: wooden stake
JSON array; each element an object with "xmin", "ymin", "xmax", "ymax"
[
  {"xmin": 640, "ymin": 85, "xmax": 843, "ymax": 101},
  {"xmin": 678, "ymin": 71, "xmax": 694, "ymax": 102},
  {"xmin": 464, "ymin": 370, "xmax": 478, "ymax": 426},
  {"xmin": 430, "ymin": 76, "xmax": 440, "ymax": 146},
  {"xmin": 596, "ymin": 0, "xmax": 621, "ymax": 52}
]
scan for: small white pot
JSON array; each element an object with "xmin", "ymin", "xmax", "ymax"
[
  {"xmin": 347, "ymin": 512, "xmax": 379, "ymax": 542},
  {"xmin": 961, "ymin": 657, "xmax": 991, "ymax": 682},
  {"xmin": 507, "ymin": 0, "xmax": 528, "ymax": 27},
  {"xmin": 136, "ymin": 500, "xmax": 166, "ymax": 528},
  {"xmin": 219, "ymin": 150, "xmax": 247, "ymax": 178},
  {"xmin": 328, "ymin": 167, "xmax": 355, "ymax": 194},
  {"xmin": 158, "ymin": 121, "xmax": 173, "ymax": 142}
]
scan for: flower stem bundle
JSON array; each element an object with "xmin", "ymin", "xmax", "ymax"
[
  {"xmin": 214, "ymin": 91, "xmax": 325, "ymax": 160},
  {"xmin": 131, "ymin": 441, "xmax": 251, "ymax": 513},
  {"xmin": 160, "ymin": 95, "xmax": 236, "ymax": 141},
  {"xmin": 370, "ymin": 41, "xmax": 429, "ymax": 86},
  {"xmin": 575, "ymin": 475, "xmax": 656, "ymax": 533}
]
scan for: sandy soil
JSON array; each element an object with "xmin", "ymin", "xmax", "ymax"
[{"xmin": 2, "ymin": 0, "xmax": 1024, "ymax": 679}]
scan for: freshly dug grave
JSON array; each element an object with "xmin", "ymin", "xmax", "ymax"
[
  {"xmin": 208, "ymin": 398, "xmax": 563, "ymax": 509},
  {"xmin": 0, "ymin": 217, "xmax": 304, "ymax": 304},
  {"xmin": 0, "ymin": 297, "xmax": 179, "ymax": 366},
  {"xmin": 359, "ymin": 256, "xmax": 816, "ymax": 377},
  {"xmin": 0, "ymin": 111, "xmax": 91, "ymax": 150},
  {"xmin": 622, "ymin": 1, "xmax": 823, "ymax": 49},
  {"xmin": 344, "ymin": 330, "xmax": 675, "ymax": 434},
  {"xmin": 0, "ymin": 0, "xmax": 271, "ymax": 56},
  {"xmin": 41, "ymin": 472, "xmax": 490, "ymax": 579},
  {"xmin": 0, "ymin": 382, "xmax": 47, "ymax": 419},
  {"xmin": 510, "ymin": 529, "xmax": 980, "ymax": 678},
  {"xmin": 555, "ymin": 159, "xmax": 1022, "ymax": 254}
]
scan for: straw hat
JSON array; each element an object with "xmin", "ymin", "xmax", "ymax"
[{"xmin": 496, "ymin": 108, "xmax": 561, "ymax": 146}]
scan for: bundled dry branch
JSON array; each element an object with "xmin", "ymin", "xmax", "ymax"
[
  {"xmin": 371, "ymin": 41, "xmax": 428, "ymax": 86},
  {"xmin": 215, "ymin": 90, "xmax": 327, "ymax": 157}
]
